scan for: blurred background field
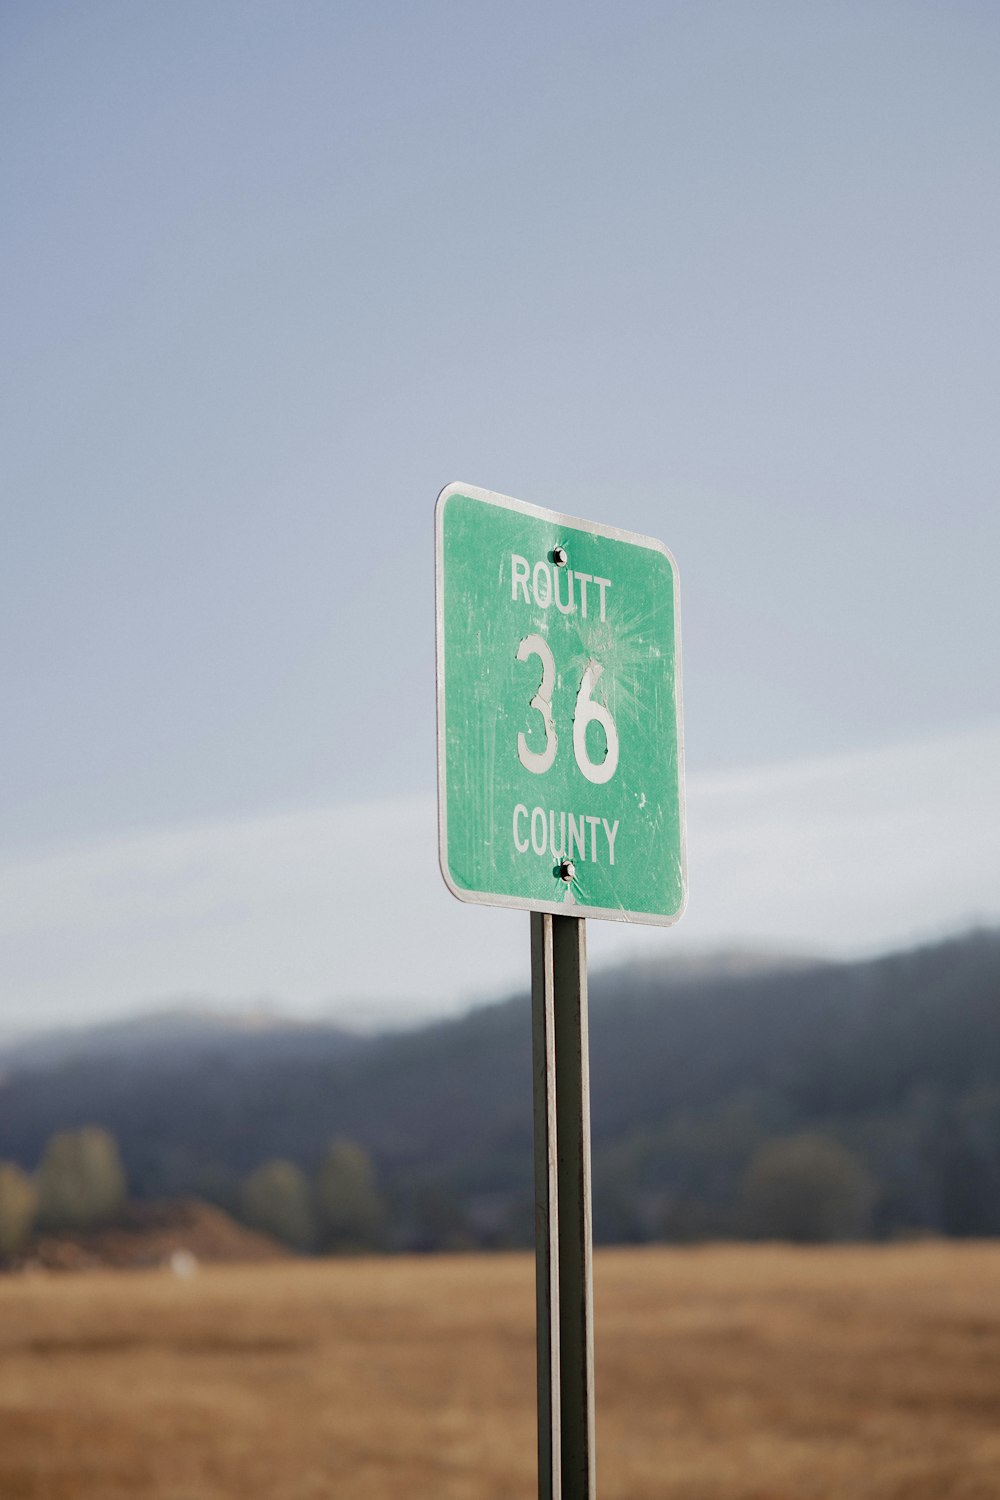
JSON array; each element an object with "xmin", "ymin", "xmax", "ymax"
[{"xmin": 2, "ymin": 1243, "xmax": 1000, "ymax": 1500}]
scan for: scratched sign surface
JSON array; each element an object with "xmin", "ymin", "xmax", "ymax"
[{"xmin": 435, "ymin": 483, "xmax": 686, "ymax": 924}]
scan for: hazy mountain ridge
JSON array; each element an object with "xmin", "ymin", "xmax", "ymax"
[
  {"xmin": 1, "ymin": 929, "xmax": 998, "ymax": 1244},
  {"xmin": 0, "ymin": 1007, "xmax": 366, "ymax": 1073},
  {"xmin": 0, "ymin": 948, "xmax": 807, "ymax": 1069}
]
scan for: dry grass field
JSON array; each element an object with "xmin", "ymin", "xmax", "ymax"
[{"xmin": 1, "ymin": 1242, "xmax": 999, "ymax": 1499}]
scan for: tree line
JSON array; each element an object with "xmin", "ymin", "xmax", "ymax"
[
  {"xmin": 0, "ymin": 1120, "xmax": 887, "ymax": 1256},
  {"xmin": 0, "ymin": 1128, "xmax": 388, "ymax": 1259},
  {"xmin": 241, "ymin": 1140, "xmax": 386, "ymax": 1251},
  {"xmin": 0, "ymin": 1126, "xmax": 126, "ymax": 1256}
]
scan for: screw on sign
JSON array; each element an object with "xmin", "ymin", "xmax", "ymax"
[{"xmin": 435, "ymin": 483, "xmax": 687, "ymax": 1500}]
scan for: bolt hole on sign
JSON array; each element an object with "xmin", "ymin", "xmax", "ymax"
[{"xmin": 435, "ymin": 482, "xmax": 687, "ymax": 924}]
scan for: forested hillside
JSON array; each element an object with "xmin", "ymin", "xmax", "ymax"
[{"xmin": 2, "ymin": 928, "xmax": 998, "ymax": 1248}]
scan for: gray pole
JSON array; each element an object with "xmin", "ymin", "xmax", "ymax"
[{"xmin": 531, "ymin": 912, "xmax": 596, "ymax": 1500}]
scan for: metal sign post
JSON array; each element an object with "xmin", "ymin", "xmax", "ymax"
[
  {"xmin": 435, "ymin": 481, "xmax": 685, "ymax": 1500},
  {"xmin": 532, "ymin": 912, "xmax": 595, "ymax": 1500}
]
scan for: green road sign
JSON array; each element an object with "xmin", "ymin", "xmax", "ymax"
[{"xmin": 436, "ymin": 483, "xmax": 686, "ymax": 925}]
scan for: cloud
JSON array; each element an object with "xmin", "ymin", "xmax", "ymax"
[
  {"xmin": 2, "ymin": 723, "xmax": 998, "ymax": 1034},
  {"xmin": 680, "ymin": 722, "xmax": 1000, "ymax": 956}
]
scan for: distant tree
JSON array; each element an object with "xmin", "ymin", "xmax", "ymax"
[
  {"xmin": 242, "ymin": 1160, "xmax": 315, "ymax": 1250},
  {"xmin": 940, "ymin": 1087, "xmax": 1000, "ymax": 1237},
  {"xmin": 500, "ymin": 1193, "xmax": 535, "ymax": 1250},
  {"xmin": 741, "ymin": 1132, "xmax": 877, "ymax": 1243},
  {"xmin": 0, "ymin": 1162, "xmax": 38, "ymax": 1256},
  {"xmin": 659, "ymin": 1194, "xmax": 741, "ymax": 1244},
  {"xmin": 409, "ymin": 1184, "xmax": 475, "ymax": 1252},
  {"xmin": 314, "ymin": 1139, "xmax": 386, "ymax": 1253},
  {"xmin": 593, "ymin": 1166, "xmax": 647, "ymax": 1245},
  {"xmin": 36, "ymin": 1127, "xmax": 127, "ymax": 1231}
]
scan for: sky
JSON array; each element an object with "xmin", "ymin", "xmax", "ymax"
[{"xmin": 2, "ymin": 2, "xmax": 998, "ymax": 1034}]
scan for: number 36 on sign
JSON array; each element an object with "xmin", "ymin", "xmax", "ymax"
[{"xmin": 435, "ymin": 482, "xmax": 687, "ymax": 925}]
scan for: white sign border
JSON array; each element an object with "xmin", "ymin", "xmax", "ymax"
[{"xmin": 435, "ymin": 480, "xmax": 688, "ymax": 927}]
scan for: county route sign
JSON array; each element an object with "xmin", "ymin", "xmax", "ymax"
[{"xmin": 436, "ymin": 482, "xmax": 686, "ymax": 925}]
